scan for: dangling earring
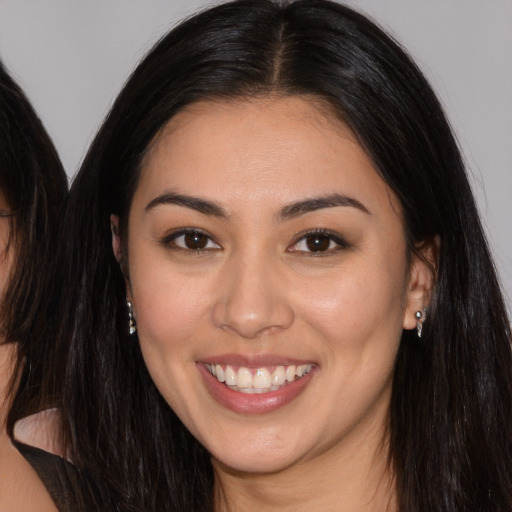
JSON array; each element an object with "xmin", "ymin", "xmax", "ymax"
[
  {"xmin": 127, "ymin": 300, "xmax": 137, "ymax": 335},
  {"xmin": 415, "ymin": 308, "xmax": 426, "ymax": 338}
]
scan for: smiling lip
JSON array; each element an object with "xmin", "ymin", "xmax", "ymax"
[{"xmin": 197, "ymin": 355, "xmax": 318, "ymax": 414}]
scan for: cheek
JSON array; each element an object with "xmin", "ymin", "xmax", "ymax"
[
  {"xmin": 131, "ymin": 267, "xmax": 211, "ymax": 354},
  {"xmin": 128, "ymin": 263, "xmax": 212, "ymax": 419},
  {"xmin": 295, "ymin": 255, "xmax": 407, "ymax": 353}
]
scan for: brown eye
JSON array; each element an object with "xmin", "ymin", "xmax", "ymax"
[
  {"xmin": 305, "ymin": 234, "xmax": 331, "ymax": 252},
  {"xmin": 287, "ymin": 230, "xmax": 350, "ymax": 255},
  {"xmin": 184, "ymin": 232, "xmax": 209, "ymax": 249},
  {"xmin": 165, "ymin": 229, "xmax": 220, "ymax": 251}
]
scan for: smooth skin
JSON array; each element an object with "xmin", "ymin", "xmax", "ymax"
[{"xmin": 113, "ymin": 96, "xmax": 434, "ymax": 511}]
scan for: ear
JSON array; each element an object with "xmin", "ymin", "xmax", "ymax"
[
  {"xmin": 111, "ymin": 214, "xmax": 132, "ymax": 300},
  {"xmin": 402, "ymin": 236, "xmax": 439, "ymax": 331},
  {"xmin": 110, "ymin": 214, "xmax": 122, "ymax": 262}
]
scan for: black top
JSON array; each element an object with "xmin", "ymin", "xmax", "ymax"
[{"xmin": 14, "ymin": 441, "xmax": 109, "ymax": 511}]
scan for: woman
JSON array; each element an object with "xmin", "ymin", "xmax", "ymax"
[
  {"xmin": 0, "ymin": 61, "xmax": 68, "ymax": 510},
  {"xmin": 0, "ymin": 61, "xmax": 105, "ymax": 512},
  {"xmin": 55, "ymin": 0, "xmax": 512, "ymax": 510}
]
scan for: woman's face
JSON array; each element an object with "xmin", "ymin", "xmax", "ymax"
[{"xmin": 117, "ymin": 96, "xmax": 430, "ymax": 475}]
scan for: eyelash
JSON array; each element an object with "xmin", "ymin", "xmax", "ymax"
[
  {"xmin": 287, "ymin": 229, "xmax": 351, "ymax": 256},
  {"xmin": 160, "ymin": 228, "xmax": 221, "ymax": 253},
  {"xmin": 159, "ymin": 228, "xmax": 351, "ymax": 255}
]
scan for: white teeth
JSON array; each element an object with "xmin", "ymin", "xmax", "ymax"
[
  {"xmin": 234, "ymin": 387, "xmax": 269, "ymax": 394},
  {"xmin": 215, "ymin": 364, "xmax": 225, "ymax": 383},
  {"xmin": 237, "ymin": 367, "xmax": 253, "ymax": 388},
  {"xmin": 271, "ymin": 366, "xmax": 286, "ymax": 386},
  {"xmin": 225, "ymin": 365, "xmax": 237, "ymax": 386},
  {"xmin": 208, "ymin": 363, "xmax": 313, "ymax": 393},
  {"xmin": 253, "ymin": 368, "xmax": 272, "ymax": 389},
  {"xmin": 296, "ymin": 364, "xmax": 308, "ymax": 377}
]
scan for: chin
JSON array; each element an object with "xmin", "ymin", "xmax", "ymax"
[
  {"xmin": 212, "ymin": 452, "xmax": 297, "ymax": 476},
  {"xmin": 205, "ymin": 428, "xmax": 309, "ymax": 475}
]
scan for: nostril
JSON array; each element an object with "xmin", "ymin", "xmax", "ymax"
[{"xmin": 211, "ymin": 299, "xmax": 294, "ymax": 339}]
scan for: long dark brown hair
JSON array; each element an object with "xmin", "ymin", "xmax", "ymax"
[
  {"xmin": 55, "ymin": 1, "xmax": 512, "ymax": 510},
  {"xmin": 0, "ymin": 61, "xmax": 68, "ymax": 424}
]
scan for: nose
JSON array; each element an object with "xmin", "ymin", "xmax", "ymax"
[{"xmin": 211, "ymin": 255, "xmax": 294, "ymax": 339}]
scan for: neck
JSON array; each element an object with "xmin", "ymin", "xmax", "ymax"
[
  {"xmin": 212, "ymin": 416, "xmax": 396, "ymax": 512},
  {"xmin": 0, "ymin": 342, "xmax": 18, "ymax": 429}
]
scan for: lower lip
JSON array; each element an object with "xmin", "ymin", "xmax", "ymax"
[{"xmin": 197, "ymin": 363, "xmax": 317, "ymax": 415}]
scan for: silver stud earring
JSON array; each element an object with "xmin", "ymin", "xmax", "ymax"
[
  {"xmin": 415, "ymin": 308, "xmax": 426, "ymax": 338},
  {"xmin": 127, "ymin": 300, "xmax": 137, "ymax": 335}
]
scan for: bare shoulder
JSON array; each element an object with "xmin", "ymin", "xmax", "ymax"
[
  {"xmin": 0, "ymin": 430, "xmax": 58, "ymax": 512},
  {"xmin": 0, "ymin": 408, "xmax": 66, "ymax": 511},
  {"xmin": 13, "ymin": 408, "xmax": 66, "ymax": 459}
]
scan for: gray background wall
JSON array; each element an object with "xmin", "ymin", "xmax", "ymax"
[{"xmin": 0, "ymin": 0, "xmax": 510, "ymax": 310}]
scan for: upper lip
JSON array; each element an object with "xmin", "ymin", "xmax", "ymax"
[{"xmin": 199, "ymin": 353, "xmax": 316, "ymax": 367}]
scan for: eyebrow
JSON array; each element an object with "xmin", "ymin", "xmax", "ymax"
[
  {"xmin": 145, "ymin": 191, "xmax": 227, "ymax": 217},
  {"xmin": 277, "ymin": 193, "xmax": 371, "ymax": 220},
  {"xmin": 145, "ymin": 191, "xmax": 370, "ymax": 220}
]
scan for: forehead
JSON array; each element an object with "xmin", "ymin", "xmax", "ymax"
[{"xmin": 134, "ymin": 95, "xmax": 401, "ymax": 220}]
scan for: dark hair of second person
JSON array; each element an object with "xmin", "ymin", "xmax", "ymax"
[
  {"xmin": 0, "ymin": 60, "xmax": 68, "ymax": 425},
  {"xmin": 0, "ymin": 60, "xmax": 68, "ymax": 510}
]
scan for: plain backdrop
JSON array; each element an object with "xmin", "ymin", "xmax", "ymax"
[{"xmin": 0, "ymin": 0, "xmax": 510, "ymax": 310}]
